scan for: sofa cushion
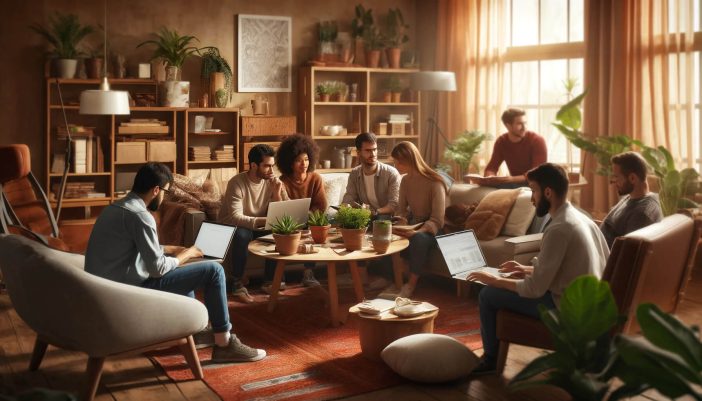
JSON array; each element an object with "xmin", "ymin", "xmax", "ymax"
[
  {"xmin": 502, "ymin": 188, "xmax": 536, "ymax": 236},
  {"xmin": 448, "ymin": 184, "xmax": 497, "ymax": 206},
  {"xmin": 465, "ymin": 189, "xmax": 521, "ymax": 240},
  {"xmin": 321, "ymin": 173, "xmax": 349, "ymax": 211},
  {"xmin": 381, "ymin": 333, "xmax": 480, "ymax": 383}
]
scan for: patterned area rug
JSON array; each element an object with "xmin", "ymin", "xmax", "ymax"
[{"xmin": 150, "ymin": 279, "xmax": 482, "ymax": 401}]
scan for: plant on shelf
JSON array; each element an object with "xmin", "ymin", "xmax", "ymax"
[
  {"xmin": 363, "ymin": 24, "xmax": 384, "ymax": 68},
  {"xmin": 30, "ymin": 12, "xmax": 95, "ymax": 79},
  {"xmin": 380, "ymin": 8, "xmax": 409, "ymax": 68},
  {"xmin": 318, "ymin": 20, "xmax": 338, "ymax": 56},
  {"xmin": 444, "ymin": 130, "xmax": 491, "ymax": 179},
  {"xmin": 307, "ymin": 210, "xmax": 331, "ymax": 244},
  {"xmin": 510, "ymin": 275, "xmax": 702, "ymax": 401},
  {"xmin": 335, "ymin": 206, "xmax": 371, "ymax": 251},
  {"xmin": 381, "ymin": 76, "xmax": 403, "ymax": 102},
  {"xmin": 316, "ymin": 81, "xmax": 336, "ymax": 102},
  {"xmin": 137, "ymin": 27, "xmax": 203, "ymax": 80},
  {"xmin": 331, "ymin": 81, "xmax": 348, "ymax": 102},
  {"xmin": 270, "ymin": 215, "xmax": 303, "ymax": 256},
  {"xmin": 351, "ymin": 4, "xmax": 374, "ymax": 39},
  {"xmin": 199, "ymin": 47, "xmax": 233, "ymax": 106}
]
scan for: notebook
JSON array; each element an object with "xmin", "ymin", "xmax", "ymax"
[
  {"xmin": 436, "ymin": 229, "xmax": 501, "ymax": 281},
  {"xmin": 188, "ymin": 221, "xmax": 236, "ymax": 262}
]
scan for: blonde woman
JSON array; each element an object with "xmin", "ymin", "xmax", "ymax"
[{"xmin": 390, "ymin": 141, "xmax": 448, "ymax": 297}]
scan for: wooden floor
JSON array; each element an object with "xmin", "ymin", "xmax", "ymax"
[{"xmin": 1, "ymin": 267, "xmax": 700, "ymax": 401}]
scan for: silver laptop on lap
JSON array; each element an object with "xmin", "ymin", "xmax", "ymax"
[
  {"xmin": 436, "ymin": 229, "xmax": 501, "ymax": 281},
  {"xmin": 185, "ymin": 221, "xmax": 236, "ymax": 264}
]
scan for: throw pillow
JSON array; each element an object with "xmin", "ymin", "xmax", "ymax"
[
  {"xmin": 443, "ymin": 203, "xmax": 477, "ymax": 233},
  {"xmin": 322, "ymin": 174, "xmax": 349, "ymax": 212},
  {"xmin": 502, "ymin": 188, "xmax": 536, "ymax": 236},
  {"xmin": 381, "ymin": 333, "xmax": 480, "ymax": 383},
  {"xmin": 464, "ymin": 188, "xmax": 521, "ymax": 240}
]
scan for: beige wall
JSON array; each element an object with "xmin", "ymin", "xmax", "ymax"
[{"xmin": 0, "ymin": 0, "xmax": 438, "ymax": 182}]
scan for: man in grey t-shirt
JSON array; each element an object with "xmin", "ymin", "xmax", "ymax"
[{"xmin": 600, "ymin": 152, "xmax": 663, "ymax": 248}]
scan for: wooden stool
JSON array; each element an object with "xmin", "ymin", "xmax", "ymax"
[{"xmin": 349, "ymin": 306, "xmax": 439, "ymax": 361}]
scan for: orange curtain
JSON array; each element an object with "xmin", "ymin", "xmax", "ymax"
[
  {"xmin": 582, "ymin": 0, "xmax": 696, "ymax": 214},
  {"xmin": 435, "ymin": 0, "xmax": 508, "ymax": 172}
]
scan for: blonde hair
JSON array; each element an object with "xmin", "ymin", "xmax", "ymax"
[{"xmin": 391, "ymin": 141, "xmax": 448, "ymax": 193}]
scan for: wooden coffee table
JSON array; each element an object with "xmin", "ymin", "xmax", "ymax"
[{"xmin": 248, "ymin": 234, "xmax": 410, "ymax": 327}]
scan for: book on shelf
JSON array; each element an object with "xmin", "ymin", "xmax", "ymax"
[
  {"xmin": 51, "ymin": 153, "xmax": 65, "ymax": 174},
  {"xmin": 72, "ymin": 138, "xmax": 87, "ymax": 173}
]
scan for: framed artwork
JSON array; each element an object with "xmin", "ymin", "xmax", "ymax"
[{"xmin": 237, "ymin": 14, "xmax": 292, "ymax": 92}]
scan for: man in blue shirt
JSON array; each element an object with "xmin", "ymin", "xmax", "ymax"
[{"xmin": 86, "ymin": 162, "xmax": 265, "ymax": 363}]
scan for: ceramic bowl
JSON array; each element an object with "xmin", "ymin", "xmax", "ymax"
[{"xmin": 320, "ymin": 125, "xmax": 342, "ymax": 136}]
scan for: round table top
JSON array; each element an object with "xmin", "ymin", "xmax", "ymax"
[
  {"xmin": 248, "ymin": 233, "xmax": 409, "ymax": 263},
  {"xmin": 348, "ymin": 304, "xmax": 439, "ymax": 322}
]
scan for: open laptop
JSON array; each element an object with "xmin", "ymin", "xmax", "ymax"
[
  {"xmin": 186, "ymin": 221, "xmax": 236, "ymax": 263},
  {"xmin": 436, "ymin": 229, "xmax": 501, "ymax": 281},
  {"xmin": 265, "ymin": 198, "xmax": 311, "ymax": 230}
]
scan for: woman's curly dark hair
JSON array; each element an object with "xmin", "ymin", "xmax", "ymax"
[{"xmin": 276, "ymin": 134, "xmax": 319, "ymax": 176}]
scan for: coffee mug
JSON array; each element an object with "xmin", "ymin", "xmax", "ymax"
[{"xmin": 322, "ymin": 160, "xmax": 331, "ymax": 169}]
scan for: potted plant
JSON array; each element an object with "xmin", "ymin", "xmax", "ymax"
[
  {"xmin": 363, "ymin": 24, "xmax": 384, "ymax": 68},
  {"xmin": 270, "ymin": 215, "xmax": 303, "ymax": 256},
  {"xmin": 30, "ymin": 12, "xmax": 94, "ymax": 79},
  {"xmin": 199, "ymin": 47, "xmax": 232, "ymax": 108},
  {"xmin": 380, "ymin": 8, "xmax": 409, "ymax": 69},
  {"xmin": 371, "ymin": 220, "xmax": 392, "ymax": 253},
  {"xmin": 331, "ymin": 81, "xmax": 348, "ymax": 102},
  {"xmin": 316, "ymin": 81, "xmax": 335, "ymax": 102},
  {"xmin": 307, "ymin": 210, "xmax": 331, "ymax": 244},
  {"xmin": 443, "ymin": 130, "xmax": 491, "ymax": 179},
  {"xmin": 318, "ymin": 20, "xmax": 338, "ymax": 60},
  {"xmin": 84, "ymin": 45, "xmax": 104, "ymax": 79},
  {"xmin": 351, "ymin": 4, "xmax": 374, "ymax": 65},
  {"xmin": 137, "ymin": 27, "xmax": 203, "ymax": 106},
  {"xmin": 381, "ymin": 77, "xmax": 402, "ymax": 102},
  {"xmin": 335, "ymin": 206, "xmax": 371, "ymax": 251}
]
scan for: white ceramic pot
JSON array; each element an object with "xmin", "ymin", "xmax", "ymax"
[
  {"xmin": 55, "ymin": 59, "xmax": 78, "ymax": 79},
  {"xmin": 160, "ymin": 80, "xmax": 190, "ymax": 107}
]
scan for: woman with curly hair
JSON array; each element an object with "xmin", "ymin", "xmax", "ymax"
[
  {"xmin": 276, "ymin": 134, "xmax": 328, "ymax": 286},
  {"xmin": 390, "ymin": 141, "xmax": 448, "ymax": 298}
]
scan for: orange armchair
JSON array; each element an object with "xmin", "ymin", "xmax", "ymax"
[{"xmin": 495, "ymin": 213, "xmax": 702, "ymax": 374}]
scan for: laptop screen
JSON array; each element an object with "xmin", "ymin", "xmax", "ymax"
[
  {"xmin": 193, "ymin": 222, "xmax": 236, "ymax": 259},
  {"xmin": 436, "ymin": 230, "xmax": 487, "ymax": 276}
]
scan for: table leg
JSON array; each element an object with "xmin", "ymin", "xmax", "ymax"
[
  {"xmin": 348, "ymin": 261, "xmax": 365, "ymax": 302},
  {"xmin": 327, "ymin": 262, "xmax": 340, "ymax": 327},
  {"xmin": 267, "ymin": 260, "xmax": 286, "ymax": 313},
  {"xmin": 391, "ymin": 252, "xmax": 404, "ymax": 289}
]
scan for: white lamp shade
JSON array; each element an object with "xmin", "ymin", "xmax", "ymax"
[
  {"xmin": 79, "ymin": 89, "xmax": 130, "ymax": 115},
  {"xmin": 410, "ymin": 71, "xmax": 457, "ymax": 92}
]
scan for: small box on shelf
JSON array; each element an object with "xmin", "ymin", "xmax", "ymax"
[
  {"xmin": 375, "ymin": 122, "xmax": 388, "ymax": 136},
  {"xmin": 116, "ymin": 142, "xmax": 146, "ymax": 164},
  {"xmin": 147, "ymin": 141, "xmax": 177, "ymax": 162}
]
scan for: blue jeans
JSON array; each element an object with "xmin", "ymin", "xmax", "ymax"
[
  {"xmin": 402, "ymin": 231, "xmax": 438, "ymax": 275},
  {"xmin": 478, "ymin": 286, "xmax": 556, "ymax": 363},
  {"xmin": 141, "ymin": 261, "xmax": 232, "ymax": 333},
  {"xmin": 228, "ymin": 227, "xmax": 279, "ymax": 285}
]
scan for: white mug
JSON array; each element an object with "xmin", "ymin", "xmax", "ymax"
[{"xmin": 322, "ymin": 160, "xmax": 331, "ymax": 169}]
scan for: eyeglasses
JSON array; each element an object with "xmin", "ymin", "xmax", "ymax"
[{"xmin": 159, "ymin": 186, "xmax": 172, "ymax": 194}]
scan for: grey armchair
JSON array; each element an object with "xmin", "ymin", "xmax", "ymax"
[{"xmin": 0, "ymin": 234, "xmax": 209, "ymax": 401}]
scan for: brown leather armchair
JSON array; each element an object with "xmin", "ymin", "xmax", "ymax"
[{"xmin": 494, "ymin": 213, "xmax": 702, "ymax": 374}]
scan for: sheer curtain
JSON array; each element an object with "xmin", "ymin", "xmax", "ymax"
[
  {"xmin": 435, "ymin": 0, "xmax": 508, "ymax": 171},
  {"xmin": 582, "ymin": 0, "xmax": 697, "ymax": 214}
]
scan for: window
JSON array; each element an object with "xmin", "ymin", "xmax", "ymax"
[{"xmin": 503, "ymin": 0, "xmax": 584, "ymax": 170}]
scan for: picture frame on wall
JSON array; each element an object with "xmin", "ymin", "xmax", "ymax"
[{"xmin": 237, "ymin": 14, "xmax": 292, "ymax": 92}]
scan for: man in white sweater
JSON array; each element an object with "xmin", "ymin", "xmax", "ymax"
[
  {"xmin": 219, "ymin": 144, "xmax": 288, "ymax": 303},
  {"xmin": 467, "ymin": 163, "xmax": 609, "ymax": 374}
]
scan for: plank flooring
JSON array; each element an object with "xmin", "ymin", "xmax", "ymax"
[{"xmin": 1, "ymin": 267, "xmax": 700, "ymax": 401}]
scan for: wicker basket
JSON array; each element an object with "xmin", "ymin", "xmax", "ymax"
[{"xmin": 241, "ymin": 116, "xmax": 296, "ymax": 137}]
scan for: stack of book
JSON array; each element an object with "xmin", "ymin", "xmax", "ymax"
[
  {"xmin": 388, "ymin": 114, "xmax": 411, "ymax": 136},
  {"xmin": 118, "ymin": 119, "xmax": 169, "ymax": 135},
  {"xmin": 189, "ymin": 146, "xmax": 211, "ymax": 161},
  {"xmin": 212, "ymin": 145, "xmax": 235, "ymax": 161},
  {"xmin": 51, "ymin": 182, "xmax": 106, "ymax": 199},
  {"xmin": 54, "ymin": 125, "xmax": 105, "ymax": 174}
]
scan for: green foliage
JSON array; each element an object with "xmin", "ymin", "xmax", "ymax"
[
  {"xmin": 510, "ymin": 276, "xmax": 702, "ymax": 401},
  {"xmin": 317, "ymin": 80, "xmax": 346, "ymax": 96},
  {"xmin": 137, "ymin": 27, "xmax": 202, "ymax": 68},
  {"xmin": 380, "ymin": 8, "xmax": 409, "ymax": 47},
  {"xmin": 270, "ymin": 215, "xmax": 303, "ymax": 235},
  {"xmin": 335, "ymin": 206, "xmax": 371, "ymax": 229},
  {"xmin": 443, "ymin": 130, "xmax": 491, "ymax": 175},
  {"xmin": 363, "ymin": 24, "xmax": 384, "ymax": 51},
  {"xmin": 318, "ymin": 20, "xmax": 338, "ymax": 42},
  {"xmin": 381, "ymin": 76, "xmax": 402, "ymax": 92},
  {"xmin": 307, "ymin": 210, "xmax": 330, "ymax": 226},
  {"xmin": 30, "ymin": 13, "xmax": 94, "ymax": 59},
  {"xmin": 199, "ymin": 47, "xmax": 233, "ymax": 101},
  {"xmin": 351, "ymin": 4, "xmax": 374, "ymax": 39},
  {"xmin": 640, "ymin": 146, "xmax": 700, "ymax": 216}
]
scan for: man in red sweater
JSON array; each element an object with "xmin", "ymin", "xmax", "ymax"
[{"xmin": 471, "ymin": 108, "xmax": 547, "ymax": 188}]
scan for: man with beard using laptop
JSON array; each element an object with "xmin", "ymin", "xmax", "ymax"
[
  {"xmin": 466, "ymin": 163, "xmax": 609, "ymax": 374},
  {"xmin": 86, "ymin": 162, "xmax": 266, "ymax": 363}
]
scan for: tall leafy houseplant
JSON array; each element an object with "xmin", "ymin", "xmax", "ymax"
[
  {"xmin": 30, "ymin": 13, "xmax": 94, "ymax": 78},
  {"xmin": 510, "ymin": 276, "xmax": 702, "ymax": 401},
  {"xmin": 380, "ymin": 8, "xmax": 409, "ymax": 68},
  {"xmin": 443, "ymin": 130, "xmax": 491, "ymax": 178},
  {"xmin": 137, "ymin": 27, "xmax": 202, "ymax": 79},
  {"xmin": 640, "ymin": 146, "xmax": 700, "ymax": 216},
  {"xmin": 199, "ymin": 47, "xmax": 233, "ymax": 106}
]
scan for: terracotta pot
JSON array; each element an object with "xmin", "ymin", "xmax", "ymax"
[
  {"xmin": 273, "ymin": 232, "xmax": 301, "ymax": 256},
  {"xmin": 320, "ymin": 94, "xmax": 331, "ymax": 102},
  {"xmin": 371, "ymin": 239, "xmax": 390, "ymax": 254},
  {"xmin": 386, "ymin": 47, "xmax": 401, "ymax": 69},
  {"xmin": 310, "ymin": 224, "xmax": 331, "ymax": 244},
  {"xmin": 340, "ymin": 227, "xmax": 367, "ymax": 251},
  {"xmin": 382, "ymin": 92, "xmax": 392, "ymax": 103},
  {"xmin": 392, "ymin": 92, "xmax": 402, "ymax": 103},
  {"xmin": 84, "ymin": 58, "xmax": 104, "ymax": 79},
  {"xmin": 365, "ymin": 50, "xmax": 381, "ymax": 68}
]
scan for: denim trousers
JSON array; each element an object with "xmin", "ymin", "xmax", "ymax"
[
  {"xmin": 229, "ymin": 227, "xmax": 278, "ymax": 284},
  {"xmin": 478, "ymin": 286, "xmax": 556, "ymax": 363},
  {"xmin": 402, "ymin": 231, "xmax": 438, "ymax": 275},
  {"xmin": 141, "ymin": 261, "xmax": 232, "ymax": 333}
]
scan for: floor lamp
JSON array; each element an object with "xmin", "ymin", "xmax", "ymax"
[{"xmin": 410, "ymin": 71, "xmax": 456, "ymax": 165}]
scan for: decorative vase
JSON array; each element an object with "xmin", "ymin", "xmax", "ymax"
[
  {"xmin": 273, "ymin": 232, "xmax": 301, "ymax": 256},
  {"xmin": 340, "ymin": 227, "xmax": 366, "ymax": 251},
  {"xmin": 365, "ymin": 50, "xmax": 380, "ymax": 68},
  {"xmin": 55, "ymin": 59, "xmax": 77, "ymax": 79},
  {"xmin": 165, "ymin": 65, "xmax": 179, "ymax": 81},
  {"xmin": 310, "ymin": 224, "xmax": 331, "ymax": 244},
  {"xmin": 84, "ymin": 58, "xmax": 103, "ymax": 79},
  {"xmin": 215, "ymin": 89, "xmax": 228, "ymax": 108},
  {"xmin": 160, "ymin": 80, "xmax": 190, "ymax": 107},
  {"xmin": 209, "ymin": 72, "xmax": 226, "ymax": 108},
  {"xmin": 386, "ymin": 47, "xmax": 401, "ymax": 69},
  {"xmin": 372, "ymin": 220, "xmax": 391, "ymax": 254},
  {"xmin": 371, "ymin": 238, "xmax": 390, "ymax": 254}
]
